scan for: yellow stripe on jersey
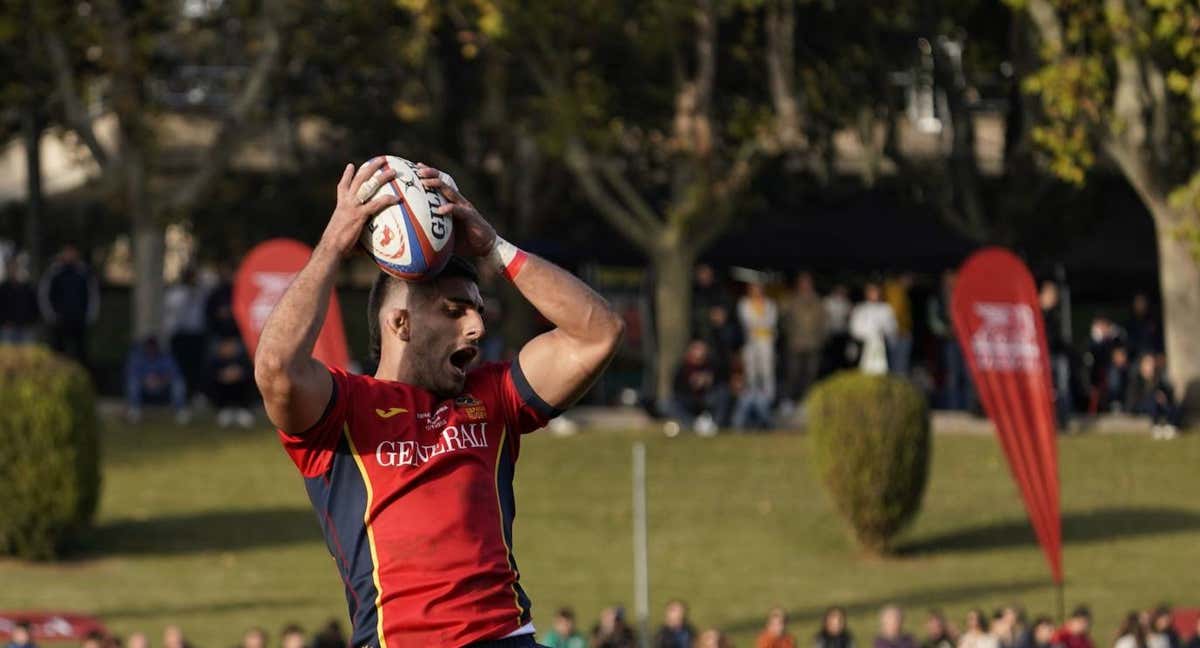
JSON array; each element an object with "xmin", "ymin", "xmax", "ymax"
[
  {"xmin": 344, "ymin": 423, "xmax": 389, "ymax": 648},
  {"xmin": 493, "ymin": 426, "xmax": 524, "ymax": 625}
]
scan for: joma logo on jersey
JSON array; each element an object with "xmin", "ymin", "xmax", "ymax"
[
  {"xmin": 375, "ymin": 407, "xmax": 408, "ymax": 419},
  {"xmin": 375, "ymin": 423, "xmax": 489, "ymax": 467}
]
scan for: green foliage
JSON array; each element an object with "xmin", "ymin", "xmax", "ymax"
[
  {"xmin": 0, "ymin": 345, "xmax": 101, "ymax": 560},
  {"xmin": 806, "ymin": 371, "xmax": 930, "ymax": 555}
]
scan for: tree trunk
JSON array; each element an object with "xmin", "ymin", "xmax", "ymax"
[
  {"xmin": 652, "ymin": 233, "xmax": 694, "ymax": 409},
  {"xmin": 127, "ymin": 149, "xmax": 165, "ymax": 340},
  {"xmin": 22, "ymin": 102, "xmax": 43, "ymax": 273},
  {"xmin": 1151, "ymin": 206, "xmax": 1200, "ymax": 413}
]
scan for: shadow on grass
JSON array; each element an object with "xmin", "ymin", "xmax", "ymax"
[
  {"xmin": 722, "ymin": 578, "xmax": 1046, "ymax": 634},
  {"xmin": 101, "ymin": 596, "xmax": 323, "ymax": 620},
  {"xmin": 898, "ymin": 507, "xmax": 1200, "ymax": 556},
  {"xmin": 72, "ymin": 507, "xmax": 320, "ymax": 558}
]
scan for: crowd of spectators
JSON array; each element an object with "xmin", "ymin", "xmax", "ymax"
[
  {"xmin": 6, "ymin": 601, "xmax": 1195, "ymax": 648},
  {"xmin": 0, "ymin": 247, "xmax": 254, "ymax": 427},
  {"xmin": 668, "ymin": 264, "xmax": 1177, "ymax": 435}
]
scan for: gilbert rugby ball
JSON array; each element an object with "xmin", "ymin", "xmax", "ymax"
[{"xmin": 356, "ymin": 155, "xmax": 455, "ymax": 281}]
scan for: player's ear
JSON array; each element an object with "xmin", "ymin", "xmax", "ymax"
[{"xmin": 386, "ymin": 307, "xmax": 411, "ymax": 343}]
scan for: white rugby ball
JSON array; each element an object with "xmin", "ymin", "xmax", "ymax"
[{"xmin": 356, "ymin": 155, "xmax": 455, "ymax": 281}]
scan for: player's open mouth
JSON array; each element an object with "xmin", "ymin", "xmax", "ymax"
[{"xmin": 448, "ymin": 346, "xmax": 478, "ymax": 376}]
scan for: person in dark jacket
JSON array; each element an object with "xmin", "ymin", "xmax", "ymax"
[
  {"xmin": 38, "ymin": 244, "xmax": 99, "ymax": 366},
  {"xmin": 653, "ymin": 600, "xmax": 698, "ymax": 648},
  {"xmin": 669, "ymin": 339, "xmax": 730, "ymax": 431},
  {"xmin": 592, "ymin": 607, "xmax": 637, "ymax": 648},
  {"xmin": 125, "ymin": 337, "xmax": 190, "ymax": 424},
  {"xmin": 1125, "ymin": 293, "xmax": 1162, "ymax": 359},
  {"xmin": 818, "ymin": 607, "xmax": 857, "ymax": 648},
  {"xmin": 0, "ymin": 257, "xmax": 40, "ymax": 344},
  {"xmin": 1125, "ymin": 354, "xmax": 1181, "ymax": 437},
  {"xmin": 208, "ymin": 336, "xmax": 255, "ymax": 428}
]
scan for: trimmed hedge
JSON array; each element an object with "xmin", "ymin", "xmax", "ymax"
[
  {"xmin": 806, "ymin": 371, "xmax": 930, "ymax": 555},
  {"xmin": 0, "ymin": 345, "xmax": 101, "ymax": 560}
]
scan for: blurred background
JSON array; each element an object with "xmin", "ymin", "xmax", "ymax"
[{"xmin": 1, "ymin": 1, "xmax": 1199, "ymax": 648}]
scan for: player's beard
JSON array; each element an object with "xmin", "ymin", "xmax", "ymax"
[{"xmin": 407, "ymin": 326, "xmax": 468, "ymax": 398}]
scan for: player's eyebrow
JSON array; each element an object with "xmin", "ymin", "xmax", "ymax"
[{"xmin": 446, "ymin": 295, "xmax": 485, "ymax": 315}]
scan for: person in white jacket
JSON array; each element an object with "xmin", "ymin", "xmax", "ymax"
[
  {"xmin": 737, "ymin": 281, "xmax": 779, "ymax": 403},
  {"xmin": 849, "ymin": 282, "xmax": 898, "ymax": 375}
]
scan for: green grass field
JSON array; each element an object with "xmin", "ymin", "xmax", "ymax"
[{"xmin": 3, "ymin": 419, "xmax": 1199, "ymax": 648}]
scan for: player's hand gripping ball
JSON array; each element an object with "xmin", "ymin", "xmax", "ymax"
[{"xmin": 355, "ymin": 156, "xmax": 456, "ymax": 281}]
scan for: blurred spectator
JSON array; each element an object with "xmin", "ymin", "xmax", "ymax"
[
  {"xmin": 164, "ymin": 268, "xmax": 209, "ymax": 399},
  {"xmin": 669, "ymin": 339, "xmax": 729, "ymax": 433},
  {"xmin": 817, "ymin": 607, "xmax": 856, "ymax": 648},
  {"xmin": 279, "ymin": 625, "xmax": 306, "ymax": 648},
  {"xmin": 756, "ymin": 607, "xmax": 796, "ymax": 648},
  {"xmin": 1003, "ymin": 607, "xmax": 1031, "ymax": 648},
  {"xmin": 1052, "ymin": 606, "xmax": 1095, "ymax": 648},
  {"xmin": 957, "ymin": 610, "xmax": 996, "ymax": 648},
  {"xmin": 850, "ymin": 282, "xmax": 898, "ymax": 376},
  {"xmin": 927, "ymin": 271, "xmax": 972, "ymax": 410},
  {"xmin": 992, "ymin": 609, "xmax": 1015, "ymax": 648},
  {"xmin": 702, "ymin": 305, "xmax": 743, "ymax": 387},
  {"xmin": 1086, "ymin": 316, "xmax": 1124, "ymax": 414},
  {"xmin": 731, "ymin": 369, "xmax": 773, "ymax": 430},
  {"xmin": 883, "ymin": 273, "xmax": 915, "ymax": 375},
  {"xmin": 38, "ymin": 244, "xmax": 100, "ymax": 367},
  {"xmin": 1148, "ymin": 607, "xmax": 1180, "ymax": 648},
  {"xmin": 1183, "ymin": 618, "xmax": 1200, "ymax": 648},
  {"xmin": 654, "ymin": 599, "xmax": 697, "ymax": 648},
  {"xmin": 1125, "ymin": 354, "xmax": 1180, "ymax": 438},
  {"xmin": 782, "ymin": 272, "xmax": 826, "ymax": 404},
  {"xmin": 738, "ymin": 281, "xmax": 779, "ymax": 403},
  {"xmin": 1107, "ymin": 347, "xmax": 1132, "ymax": 413},
  {"xmin": 101, "ymin": 634, "xmax": 122, "ymax": 648},
  {"xmin": 1124, "ymin": 293, "xmax": 1162, "ymax": 359},
  {"xmin": 81, "ymin": 631, "xmax": 104, "ymax": 648},
  {"xmin": 125, "ymin": 337, "xmax": 190, "ymax": 425},
  {"xmin": 310, "ymin": 620, "xmax": 345, "ymax": 648},
  {"xmin": 1030, "ymin": 618, "xmax": 1056, "ymax": 648},
  {"xmin": 542, "ymin": 607, "xmax": 586, "ymax": 648},
  {"xmin": 5, "ymin": 620, "xmax": 35, "ymax": 648},
  {"xmin": 1114, "ymin": 612, "xmax": 1148, "ymax": 648},
  {"xmin": 823, "ymin": 284, "xmax": 855, "ymax": 374},
  {"xmin": 239, "ymin": 628, "xmax": 267, "ymax": 648},
  {"xmin": 205, "ymin": 264, "xmax": 240, "ymax": 339},
  {"xmin": 922, "ymin": 610, "xmax": 956, "ymax": 648},
  {"xmin": 0, "ymin": 257, "xmax": 39, "ymax": 344},
  {"xmin": 825, "ymin": 284, "xmax": 852, "ymax": 335},
  {"xmin": 163, "ymin": 626, "xmax": 190, "ymax": 648},
  {"xmin": 126, "ymin": 634, "xmax": 148, "ymax": 648},
  {"xmin": 693, "ymin": 264, "xmax": 730, "ymax": 341},
  {"xmin": 1040, "ymin": 281, "xmax": 1072, "ymax": 426},
  {"xmin": 696, "ymin": 629, "xmax": 733, "ymax": 648},
  {"xmin": 209, "ymin": 336, "xmax": 255, "ymax": 428},
  {"xmin": 876, "ymin": 605, "xmax": 917, "ymax": 648},
  {"xmin": 591, "ymin": 606, "xmax": 636, "ymax": 648}
]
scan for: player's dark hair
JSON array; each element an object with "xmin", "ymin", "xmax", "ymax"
[{"xmin": 367, "ymin": 256, "xmax": 479, "ymax": 362}]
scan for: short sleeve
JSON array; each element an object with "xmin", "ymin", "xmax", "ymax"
[
  {"xmin": 496, "ymin": 359, "xmax": 562, "ymax": 436},
  {"xmin": 277, "ymin": 365, "xmax": 353, "ymax": 478}
]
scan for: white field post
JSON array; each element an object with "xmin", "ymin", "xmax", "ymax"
[{"xmin": 632, "ymin": 442, "xmax": 650, "ymax": 648}]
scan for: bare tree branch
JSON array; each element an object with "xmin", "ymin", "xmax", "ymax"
[
  {"xmin": 689, "ymin": 143, "xmax": 760, "ymax": 253},
  {"xmin": 168, "ymin": 0, "xmax": 283, "ymax": 212},
  {"xmin": 44, "ymin": 30, "xmax": 112, "ymax": 169},
  {"xmin": 596, "ymin": 160, "xmax": 662, "ymax": 231},
  {"xmin": 564, "ymin": 138, "xmax": 658, "ymax": 251},
  {"xmin": 1026, "ymin": 0, "xmax": 1065, "ymax": 59},
  {"xmin": 764, "ymin": 0, "xmax": 801, "ymax": 153}
]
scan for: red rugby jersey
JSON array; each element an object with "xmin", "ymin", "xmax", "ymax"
[{"xmin": 278, "ymin": 360, "xmax": 558, "ymax": 648}]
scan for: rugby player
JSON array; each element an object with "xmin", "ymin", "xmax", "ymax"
[{"xmin": 254, "ymin": 158, "xmax": 624, "ymax": 648}]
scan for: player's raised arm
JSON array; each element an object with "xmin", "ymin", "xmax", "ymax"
[
  {"xmin": 255, "ymin": 160, "xmax": 398, "ymax": 434},
  {"xmin": 417, "ymin": 164, "xmax": 625, "ymax": 410}
]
